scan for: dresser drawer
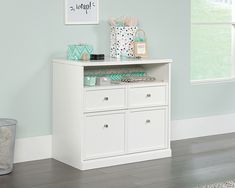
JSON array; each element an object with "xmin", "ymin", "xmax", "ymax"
[
  {"xmin": 128, "ymin": 85, "xmax": 167, "ymax": 108},
  {"xmin": 84, "ymin": 88, "xmax": 126, "ymax": 112},
  {"xmin": 84, "ymin": 112, "xmax": 125, "ymax": 160},
  {"xmin": 128, "ymin": 108, "xmax": 167, "ymax": 153}
]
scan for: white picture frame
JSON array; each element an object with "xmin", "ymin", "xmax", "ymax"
[{"xmin": 65, "ymin": 0, "xmax": 99, "ymax": 25}]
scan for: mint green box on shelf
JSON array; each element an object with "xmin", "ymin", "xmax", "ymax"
[{"xmin": 67, "ymin": 44, "xmax": 94, "ymax": 61}]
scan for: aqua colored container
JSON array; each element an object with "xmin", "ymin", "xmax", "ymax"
[
  {"xmin": 67, "ymin": 44, "xmax": 94, "ymax": 61},
  {"xmin": 84, "ymin": 76, "xmax": 97, "ymax": 87}
]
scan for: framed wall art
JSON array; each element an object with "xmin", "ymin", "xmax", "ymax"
[{"xmin": 65, "ymin": 0, "xmax": 99, "ymax": 25}]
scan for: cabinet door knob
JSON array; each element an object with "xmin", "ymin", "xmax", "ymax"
[
  {"xmin": 146, "ymin": 120, "xmax": 151, "ymax": 124},
  {"xmin": 104, "ymin": 124, "xmax": 109, "ymax": 128},
  {"xmin": 146, "ymin": 94, "xmax": 151, "ymax": 98},
  {"xmin": 104, "ymin": 97, "xmax": 109, "ymax": 101}
]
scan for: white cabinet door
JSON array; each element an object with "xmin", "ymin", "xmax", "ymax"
[
  {"xmin": 128, "ymin": 85, "xmax": 167, "ymax": 108},
  {"xmin": 128, "ymin": 108, "xmax": 167, "ymax": 153},
  {"xmin": 85, "ymin": 88, "xmax": 126, "ymax": 112},
  {"xmin": 84, "ymin": 112, "xmax": 125, "ymax": 160}
]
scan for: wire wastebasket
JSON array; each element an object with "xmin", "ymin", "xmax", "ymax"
[{"xmin": 0, "ymin": 119, "xmax": 17, "ymax": 175}]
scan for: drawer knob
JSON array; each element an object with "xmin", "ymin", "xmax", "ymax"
[
  {"xmin": 146, "ymin": 120, "xmax": 151, "ymax": 124},
  {"xmin": 104, "ymin": 124, "xmax": 109, "ymax": 128},
  {"xmin": 146, "ymin": 94, "xmax": 152, "ymax": 98},
  {"xmin": 104, "ymin": 97, "xmax": 109, "ymax": 101}
]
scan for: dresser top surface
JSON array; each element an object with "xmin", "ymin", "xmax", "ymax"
[{"xmin": 53, "ymin": 58, "xmax": 173, "ymax": 67}]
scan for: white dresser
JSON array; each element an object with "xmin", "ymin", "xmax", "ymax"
[{"xmin": 52, "ymin": 58, "xmax": 172, "ymax": 170}]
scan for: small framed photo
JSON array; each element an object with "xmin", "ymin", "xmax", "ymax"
[{"xmin": 65, "ymin": 0, "xmax": 99, "ymax": 25}]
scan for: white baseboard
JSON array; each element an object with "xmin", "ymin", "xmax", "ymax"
[
  {"xmin": 14, "ymin": 135, "xmax": 52, "ymax": 163},
  {"xmin": 171, "ymin": 113, "xmax": 235, "ymax": 141},
  {"xmin": 13, "ymin": 113, "xmax": 235, "ymax": 163}
]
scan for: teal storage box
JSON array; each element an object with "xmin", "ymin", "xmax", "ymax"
[
  {"xmin": 67, "ymin": 44, "xmax": 94, "ymax": 61},
  {"xmin": 84, "ymin": 76, "xmax": 97, "ymax": 87}
]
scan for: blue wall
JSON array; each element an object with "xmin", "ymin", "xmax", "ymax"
[{"xmin": 1, "ymin": 0, "xmax": 235, "ymax": 138}]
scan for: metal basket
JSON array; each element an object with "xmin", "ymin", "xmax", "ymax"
[{"xmin": 0, "ymin": 119, "xmax": 17, "ymax": 175}]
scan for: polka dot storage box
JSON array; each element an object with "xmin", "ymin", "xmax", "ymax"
[{"xmin": 110, "ymin": 26, "xmax": 138, "ymax": 58}]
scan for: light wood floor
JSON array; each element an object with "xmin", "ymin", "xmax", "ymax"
[{"xmin": 1, "ymin": 133, "xmax": 235, "ymax": 188}]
